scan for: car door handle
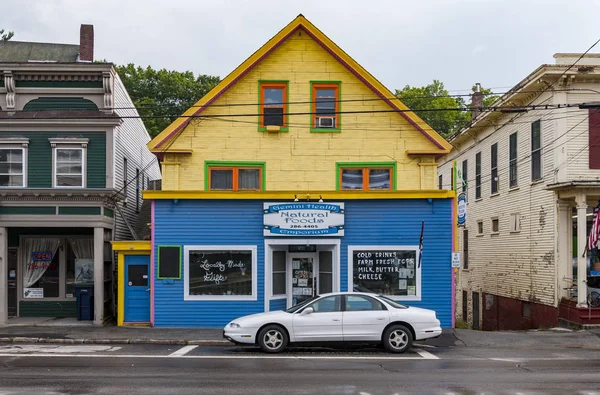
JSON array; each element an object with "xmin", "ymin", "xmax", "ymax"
[
  {"xmin": 332, "ymin": 319, "xmax": 340, "ymax": 322},
  {"xmin": 376, "ymin": 317, "xmax": 386, "ymax": 320}
]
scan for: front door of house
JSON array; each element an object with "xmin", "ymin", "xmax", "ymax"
[
  {"xmin": 7, "ymin": 248, "xmax": 17, "ymax": 317},
  {"xmin": 124, "ymin": 255, "xmax": 150, "ymax": 323},
  {"xmin": 289, "ymin": 254, "xmax": 317, "ymax": 307}
]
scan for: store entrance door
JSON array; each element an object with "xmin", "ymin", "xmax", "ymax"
[
  {"xmin": 7, "ymin": 248, "xmax": 17, "ymax": 317},
  {"xmin": 289, "ymin": 253, "xmax": 317, "ymax": 307}
]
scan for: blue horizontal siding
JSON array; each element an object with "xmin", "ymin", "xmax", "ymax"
[
  {"xmin": 153, "ymin": 198, "xmax": 452, "ymax": 328},
  {"xmin": 270, "ymin": 298, "xmax": 287, "ymax": 312}
]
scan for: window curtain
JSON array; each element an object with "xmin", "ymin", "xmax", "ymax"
[
  {"xmin": 69, "ymin": 238, "xmax": 94, "ymax": 260},
  {"xmin": 22, "ymin": 238, "xmax": 60, "ymax": 288}
]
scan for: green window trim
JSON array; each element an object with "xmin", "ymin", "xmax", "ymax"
[
  {"xmin": 257, "ymin": 80, "xmax": 290, "ymax": 132},
  {"xmin": 335, "ymin": 162, "xmax": 397, "ymax": 191},
  {"xmin": 204, "ymin": 161, "xmax": 267, "ymax": 191},
  {"xmin": 157, "ymin": 245, "xmax": 182, "ymax": 280},
  {"xmin": 58, "ymin": 206, "xmax": 102, "ymax": 215},
  {"xmin": 310, "ymin": 81, "xmax": 342, "ymax": 133}
]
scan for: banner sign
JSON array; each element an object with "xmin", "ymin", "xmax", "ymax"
[
  {"xmin": 457, "ymin": 193, "xmax": 467, "ymax": 227},
  {"xmin": 263, "ymin": 202, "xmax": 345, "ymax": 236}
]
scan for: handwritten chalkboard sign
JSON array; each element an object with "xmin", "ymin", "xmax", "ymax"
[
  {"xmin": 188, "ymin": 249, "xmax": 252, "ymax": 296},
  {"xmin": 158, "ymin": 246, "xmax": 182, "ymax": 279},
  {"xmin": 351, "ymin": 248, "xmax": 418, "ymax": 297}
]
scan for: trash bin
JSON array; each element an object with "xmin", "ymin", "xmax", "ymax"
[{"xmin": 74, "ymin": 283, "xmax": 94, "ymax": 321}]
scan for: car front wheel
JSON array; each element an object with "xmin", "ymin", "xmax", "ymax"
[
  {"xmin": 383, "ymin": 324, "xmax": 413, "ymax": 353},
  {"xmin": 257, "ymin": 325, "xmax": 288, "ymax": 353}
]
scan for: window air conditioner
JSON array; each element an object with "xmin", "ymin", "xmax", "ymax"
[{"xmin": 317, "ymin": 117, "xmax": 336, "ymax": 128}]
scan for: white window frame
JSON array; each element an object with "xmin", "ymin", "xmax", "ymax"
[
  {"xmin": 50, "ymin": 138, "xmax": 88, "ymax": 188},
  {"xmin": 0, "ymin": 138, "xmax": 29, "ymax": 188},
  {"xmin": 348, "ymin": 245, "xmax": 422, "ymax": 302},
  {"xmin": 183, "ymin": 245, "xmax": 257, "ymax": 301}
]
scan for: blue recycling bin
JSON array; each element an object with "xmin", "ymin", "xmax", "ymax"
[{"xmin": 74, "ymin": 284, "xmax": 94, "ymax": 321}]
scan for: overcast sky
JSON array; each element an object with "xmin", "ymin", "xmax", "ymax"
[{"xmin": 3, "ymin": 0, "xmax": 600, "ymax": 95}]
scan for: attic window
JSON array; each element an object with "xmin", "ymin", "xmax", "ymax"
[{"xmin": 260, "ymin": 82, "xmax": 287, "ymax": 129}]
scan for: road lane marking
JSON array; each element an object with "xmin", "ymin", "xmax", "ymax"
[
  {"xmin": 0, "ymin": 353, "xmax": 430, "ymax": 360},
  {"xmin": 169, "ymin": 345, "xmax": 198, "ymax": 357},
  {"xmin": 0, "ymin": 345, "xmax": 121, "ymax": 354},
  {"xmin": 415, "ymin": 349, "xmax": 439, "ymax": 359}
]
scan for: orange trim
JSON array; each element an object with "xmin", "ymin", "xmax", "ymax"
[
  {"xmin": 260, "ymin": 83, "xmax": 287, "ymax": 128},
  {"xmin": 208, "ymin": 166, "xmax": 263, "ymax": 191},
  {"xmin": 339, "ymin": 167, "xmax": 392, "ymax": 191},
  {"xmin": 312, "ymin": 84, "xmax": 339, "ymax": 128}
]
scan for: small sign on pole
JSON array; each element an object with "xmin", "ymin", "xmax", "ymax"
[
  {"xmin": 457, "ymin": 193, "xmax": 467, "ymax": 227},
  {"xmin": 451, "ymin": 252, "xmax": 461, "ymax": 268}
]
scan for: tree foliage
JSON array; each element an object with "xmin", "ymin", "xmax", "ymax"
[
  {"xmin": 395, "ymin": 80, "xmax": 498, "ymax": 138},
  {"xmin": 1, "ymin": 29, "xmax": 14, "ymax": 41},
  {"xmin": 116, "ymin": 64, "xmax": 220, "ymax": 137}
]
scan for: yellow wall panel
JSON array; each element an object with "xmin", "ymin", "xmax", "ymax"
[{"xmin": 163, "ymin": 29, "xmax": 440, "ymax": 191}]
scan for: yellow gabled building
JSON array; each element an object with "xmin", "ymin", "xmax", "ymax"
[{"xmin": 126, "ymin": 15, "xmax": 456, "ymax": 330}]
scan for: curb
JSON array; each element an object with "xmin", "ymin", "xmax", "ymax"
[{"xmin": 0, "ymin": 337, "xmax": 231, "ymax": 346}]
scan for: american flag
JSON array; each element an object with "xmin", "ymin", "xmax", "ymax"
[{"xmin": 588, "ymin": 198, "xmax": 600, "ymax": 250}]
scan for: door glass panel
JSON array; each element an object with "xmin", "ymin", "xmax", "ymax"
[
  {"xmin": 292, "ymin": 258, "xmax": 313, "ymax": 306},
  {"xmin": 309, "ymin": 295, "xmax": 341, "ymax": 313},
  {"xmin": 346, "ymin": 295, "xmax": 385, "ymax": 311},
  {"xmin": 128, "ymin": 265, "xmax": 148, "ymax": 286},
  {"xmin": 318, "ymin": 251, "xmax": 333, "ymax": 294},
  {"xmin": 272, "ymin": 250, "xmax": 286, "ymax": 295}
]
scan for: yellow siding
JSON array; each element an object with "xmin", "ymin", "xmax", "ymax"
[{"xmin": 165, "ymin": 29, "xmax": 439, "ymax": 191}]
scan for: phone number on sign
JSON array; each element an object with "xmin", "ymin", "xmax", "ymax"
[{"xmin": 289, "ymin": 225, "xmax": 319, "ymax": 229}]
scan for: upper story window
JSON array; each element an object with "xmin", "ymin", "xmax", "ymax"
[
  {"xmin": 589, "ymin": 109, "xmax": 600, "ymax": 169},
  {"xmin": 337, "ymin": 163, "xmax": 394, "ymax": 190},
  {"xmin": 531, "ymin": 120, "xmax": 542, "ymax": 181},
  {"xmin": 50, "ymin": 138, "xmax": 88, "ymax": 188},
  {"xmin": 461, "ymin": 159, "xmax": 468, "ymax": 194},
  {"xmin": 475, "ymin": 152, "xmax": 482, "ymax": 199},
  {"xmin": 311, "ymin": 82, "xmax": 340, "ymax": 131},
  {"xmin": 438, "ymin": 174, "xmax": 443, "ymax": 190},
  {"xmin": 206, "ymin": 161, "xmax": 265, "ymax": 191},
  {"xmin": 491, "ymin": 143, "xmax": 498, "ymax": 194},
  {"xmin": 260, "ymin": 82, "xmax": 287, "ymax": 129},
  {"xmin": 509, "ymin": 132, "xmax": 518, "ymax": 188},
  {"xmin": 0, "ymin": 138, "xmax": 28, "ymax": 187}
]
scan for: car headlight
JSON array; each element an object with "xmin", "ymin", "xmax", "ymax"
[{"xmin": 229, "ymin": 322, "xmax": 241, "ymax": 328}]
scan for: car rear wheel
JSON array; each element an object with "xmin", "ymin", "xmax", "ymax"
[
  {"xmin": 257, "ymin": 325, "xmax": 288, "ymax": 353},
  {"xmin": 383, "ymin": 324, "xmax": 413, "ymax": 353}
]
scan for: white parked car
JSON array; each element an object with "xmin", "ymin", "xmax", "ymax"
[{"xmin": 223, "ymin": 292, "xmax": 442, "ymax": 353}]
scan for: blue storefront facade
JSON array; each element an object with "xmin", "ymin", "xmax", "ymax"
[{"xmin": 150, "ymin": 196, "xmax": 454, "ymax": 328}]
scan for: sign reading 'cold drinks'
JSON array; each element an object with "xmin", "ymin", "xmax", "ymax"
[{"xmin": 263, "ymin": 202, "xmax": 345, "ymax": 236}]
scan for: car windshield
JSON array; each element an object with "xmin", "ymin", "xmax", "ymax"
[
  {"xmin": 285, "ymin": 296, "xmax": 319, "ymax": 313},
  {"xmin": 378, "ymin": 295, "xmax": 408, "ymax": 309}
]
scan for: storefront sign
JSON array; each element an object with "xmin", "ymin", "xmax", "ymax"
[
  {"xmin": 31, "ymin": 252, "xmax": 53, "ymax": 261},
  {"xmin": 451, "ymin": 252, "xmax": 461, "ymax": 268},
  {"xmin": 457, "ymin": 193, "xmax": 467, "ymax": 227},
  {"xmin": 263, "ymin": 202, "xmax": 345, "ymax": 236},
  {"xmin": 23, "ymin": 288, "xmax": 44, "ymax": 298}
]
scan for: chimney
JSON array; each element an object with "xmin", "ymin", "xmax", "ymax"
[
  {"xmin": 79, "ymin": 24, "xmax": 94, "ymax": 62},
  {"xmin": 471, "ymin": 82, "xmax": 483, "ymax": 120}
]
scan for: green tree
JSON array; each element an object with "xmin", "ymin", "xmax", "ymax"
[
  {"xmin": 1, "ymin": 29, "xmax": 14, "ymax": 41},
  {"xmin": 395, "ymin": 80, "xmax": 498, "ymax": 138},
  {"xmin": 116, "ymin": 64, "xmax": 220, "ymax": 137}
]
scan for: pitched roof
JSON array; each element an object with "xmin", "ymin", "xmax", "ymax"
[
  {"xmin": 148, "ymin": 15, "xmax": 452, "ymax": 154},
  {"xmin": 0, "ymin": 41, "xmax": 80, "ymax": 62}
]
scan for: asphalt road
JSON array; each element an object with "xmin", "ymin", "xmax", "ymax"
[{"xmin": 1, "ymin": 344, "xmax": 600, "ymax": 394}]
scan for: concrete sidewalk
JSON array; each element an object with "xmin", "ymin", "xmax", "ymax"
[{"xmin": 0, "ymin": 324, "xmax": 599, "ymax": 349}]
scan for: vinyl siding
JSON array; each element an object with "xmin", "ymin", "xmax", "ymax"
[
  {"xmin": 153, "ymin": 198, "xmax": 453, "ymax": 328},
  {"xmin": 112, "ymin": 74, "xmax": 161, "ymax": 240},
  {"xmin": 439, "ymin": 103, "xmax": 558, "ymax": 327}
]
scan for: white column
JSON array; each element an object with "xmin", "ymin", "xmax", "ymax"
[
  {"xmin": 575, "ymin": 194, "xmax": 588, "ymax": 307},
  {"xmin": 0, "ymin": 227, "xmax": 7, "ymax": 326},
  {"xmin": 556, "ymin": 203, "xmax": 571, "ymax": 301},
  {"xmin": 93, "ymin": 227, "xmax": 104, "ymax": 325}
]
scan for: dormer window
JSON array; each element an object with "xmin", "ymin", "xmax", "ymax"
[
  {"xmin": 49, "ymin": 138, "xmax": 88, "ymax": 188},
  {"xmin": 0, "ymin": 137, "xmax": 29, "ymax": 187}
]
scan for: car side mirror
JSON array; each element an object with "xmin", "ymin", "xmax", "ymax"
[{"xmin": 300, "ymin": 307, "xmax": 314, "ymax": 315}]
